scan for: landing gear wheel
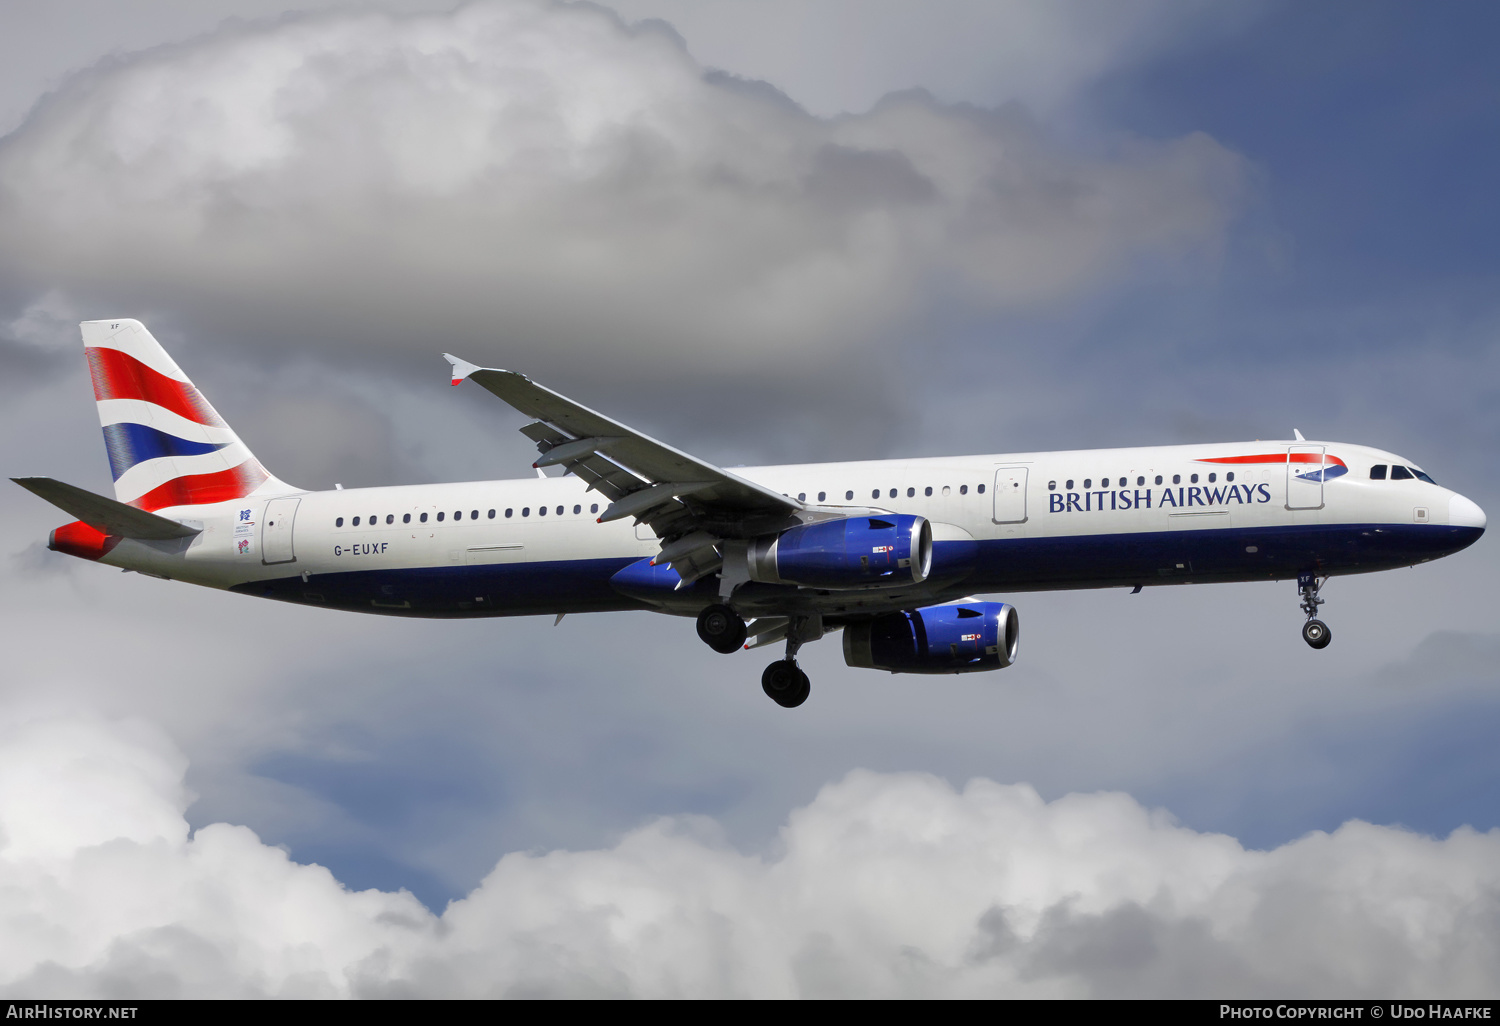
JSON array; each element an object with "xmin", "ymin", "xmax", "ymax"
[
  {"xmin": 697, "ymin": 604, "xmax": 747, "ymax": 654},
  {"xmin": 1302, "ymin": 618, "xmax": 1332, "ymax": 650},
  {"xmin": 762, "ymin": 660, "xmax": 811, "ymax": 708}
]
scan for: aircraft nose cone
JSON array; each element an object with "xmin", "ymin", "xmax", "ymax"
[{"xmin": 1449, "ymin": 494, "xmax": 1487, "ymax": 530}]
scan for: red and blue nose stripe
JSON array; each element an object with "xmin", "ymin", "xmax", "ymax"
[{"xmin": 1198, "ymin": 452, "xmax": 1349, "ymax": 482}]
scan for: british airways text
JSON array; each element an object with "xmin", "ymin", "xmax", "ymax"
[{"xmin": 1049, "ymin": 483, "xmax": 1273, "ymax": 514}]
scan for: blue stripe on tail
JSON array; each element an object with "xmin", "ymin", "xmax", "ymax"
[{"xmin": 101, "ymin": 422, "xmax": 227, "ymax": 480}]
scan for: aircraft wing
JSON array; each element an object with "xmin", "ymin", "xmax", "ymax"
[{"xmin": 445, "ymin": 357, "xmax": 800, "ymax": 571}]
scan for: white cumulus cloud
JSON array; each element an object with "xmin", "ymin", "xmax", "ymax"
[
  {"xmin": 3, "ymin": 716, "xmax": 1498, "ymax": 998},
  {"xmin": 0, "ymin": 0, "xmax": 1246, "ymax": 379}
]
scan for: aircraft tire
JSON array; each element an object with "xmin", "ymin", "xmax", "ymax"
[
  {"xmin": 697, "ymin": 604, "xmax": 747, "ymax": 654},
  {"xmin": 1302, "ymin": 619, "xmax": 1332, "ymax": 649},
  {"xmin": 762, "ymin": 660, "xmax": 810, "ymax": 707}
]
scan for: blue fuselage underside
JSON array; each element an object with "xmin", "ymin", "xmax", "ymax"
[{"xmin": 230, "ymin": 522, "xmax": 1482, "ymax": 618}]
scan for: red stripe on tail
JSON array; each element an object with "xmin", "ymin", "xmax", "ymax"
[
  {"xmin": 129, "ymin": 459, "xmax": 269, "ymax": 512},
  {"xmin": 86, "ymin": 347, "xmax": 226, "ymax": 427}
]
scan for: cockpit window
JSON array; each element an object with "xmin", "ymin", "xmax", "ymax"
[
  {"xmin": 1411, "ymin": 468, "xmax": 1437, "ymax": 484},
  {"xmin": 1370, "ymin": 465, "xmax": 1387, "ymax": 480},
  {"xmin": 1390, "ymin": 465, "xmax": 1413, "ymax": 480}
]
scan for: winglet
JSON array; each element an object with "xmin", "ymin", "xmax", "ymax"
[{"xmin": 444, "ymin": 354, "xmax": 483, "ymax": 387}]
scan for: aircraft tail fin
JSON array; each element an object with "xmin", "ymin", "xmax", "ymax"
[{"xmin": 80, "ymin": 320, "xmax": 293, "ymax": 511}]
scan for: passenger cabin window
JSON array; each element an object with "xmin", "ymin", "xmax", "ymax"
[
  {"xmin": 818, "ymin": 492, "xmax": 826, "ymax": 502},
  {"xmin": 798, "ymin": 492, "xmax": 806, "ymax": 502},
  {"xmin": 872, "ymin": 489, "xmax": 880, "ymax": 499},
  {"xmin": 573, "ymin": 505, "xmax": 581, "ymax": 514},
  {"xmin": 539, "ymin": 505, "xmax": 547, "ymax": 515},
  {"xmin": 488, "ymin": 509, "xmax": 496, "ymax": 519},
  {"xmin": 1155, "ymin": 475, "xmax": 1163, "ymax": 485},
  {"xmin": 353, "ymin": 516, "xmax": 361, "ymax": 526},
  {"xmin": 1048, "ymin": 481, "xmax": 1056, "ymax": 491},
  {"xmin": 505, "ymin": 508, "xmax": 514, "ymax": 518},
  {"xmin": 336, "ymin": 517, "xmax": 344, "ymax": 527},
  {"xmin": 437, "ymin": 512, "xmax": 445, "ymax": 521},
  {"xmin": 556, "ymin": 506, "xmax": 563, "ymax": 515},
  {"xmin": 1172, "ymin": 475, "xmax": 1181, "ymax": 485},
  {"xmin": 907, "ymin": 487, "xmax": 916, "ymax": 498},
  {"xmin": 420, "ymin": 513, "xmax": 428, "ymax": 523},
  {"xmin": 1190, "ymin": 474, "xmax": 1199, "ymax": 484},
  {"xmin": 590, "ymin": 504, "xmax": 599, "ymax": 514},
  {"xmin": 1066, "ymin": 480, "xmax": 1074, "ymax": 490},
  {"xmin": 977, "ymin": 484, "xmax": 985, "ymax": 493},
  {"xmin": 959, "ymin": 485, "xmax": 968, "ymax": 495},
  {"xmin": 522, "ymin": 508, "xmax": 530, "ymax": 517},
  {"xmin": 1207, "ymin": 474, "xmax": 1216, "ymax": 483},
  {"xmin": 1390, "ymin": 466, "xmax": 1413, "ymax": 480},
  {"xmin": 472, "ymin": 510, "xmax": 479, "ymax": 520},
  {"xmin": 1227, "ymin": 472, "xmax": 1235, "ymax": 482},
  {"xmin": 403, "ymin": 514, "xmax": 411, "ymax": 524},
  {"xmin": 1370, "ymin": 465, "xmax": 1387, "ymax": 480},
  {"xmin": 845, "ymin": 490, "xmax": 854, "ymax": 500}
]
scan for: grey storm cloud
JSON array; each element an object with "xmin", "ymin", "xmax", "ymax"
[
  {"xmin": 0, "ymin": 0, "xmax": 1246, "ymax": 376},
  {"xmin": 2, "ymin": 716, "xmax": 1498, "ymax": 999}
]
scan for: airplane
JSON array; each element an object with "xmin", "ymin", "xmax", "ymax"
[{"xmin": 14, "ymin": 319, "xmax": 1487, "ymax": 708}]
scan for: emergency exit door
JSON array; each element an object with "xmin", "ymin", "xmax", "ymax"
[{"xmin": 992, "ymin": 467, "xmax": 1028, "ymax": 524}]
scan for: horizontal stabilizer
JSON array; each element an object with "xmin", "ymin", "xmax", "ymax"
[{"xmin": 11, "ymin": 477, "xmax": 201, "ymax": 539}]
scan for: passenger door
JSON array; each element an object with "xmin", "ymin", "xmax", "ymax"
[
  {"xmin": 261, "ymin": 496, "xmax": 301, "ymax": 564},
  {"xmin": 1286, "ymin": 446, "xmax": 1325, "ymax": 510}
]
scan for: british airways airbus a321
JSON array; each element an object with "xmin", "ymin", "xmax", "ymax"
[{"xmin": 15, "ymin": 320, "xmax": 1487, "ymax": 707}]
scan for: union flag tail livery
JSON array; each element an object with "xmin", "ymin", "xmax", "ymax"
[
  {"xmin": 14, "ymin": 320, "xmax": 1487, "ymax": 709},
  {"xmin": 81, "ymin": 319, "xmax": 289, "ymax": 511}
]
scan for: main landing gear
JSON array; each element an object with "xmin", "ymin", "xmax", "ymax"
[
  {"xmin": 762, "ymin": 659, "xmax": 810, "ymax": 708},
  {"xmin": 696, "ymin": 603, "xmax": 747, "ymax": 654},
  {"xmin": 697, "ymin": 603, "xmax": 816, "ymax": 707},
  {"xmin": 760, "ymin": 614, "xmax": 820, "ymax": 708},
  {"xmin": 1297, "ymin": 572, "xmax": 1332, "ymax": 650}
]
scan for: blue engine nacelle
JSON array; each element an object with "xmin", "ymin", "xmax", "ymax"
[
  {"xmin": 843, "ymin": 600, "xmax": 1019, "ymax": 674},
  {"xmin": 747, "ymin": 514, "xmax": 932, "ymax": 589}
]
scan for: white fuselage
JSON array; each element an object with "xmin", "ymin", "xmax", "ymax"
[{"xmin": 83, "ymin": 439, "xmax": 1485, "ymax": 621}]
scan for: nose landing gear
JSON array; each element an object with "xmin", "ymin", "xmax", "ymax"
[{"xmin": 1298, "ymin": 572, "xmax": 1332, "ymax": 649}]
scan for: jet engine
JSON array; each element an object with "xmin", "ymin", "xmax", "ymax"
[
  {"xmin": 747, "ymin": 514, "xmax": 932, "ymax": 589},
  {"xmin": 843, "ymin": 600, "xmax": 1019, "ymax": 674}
]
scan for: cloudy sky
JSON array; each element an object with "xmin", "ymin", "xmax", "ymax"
[{"xmin": 2, "ymin": 0, "xmax": 1498, "ymax": 998}]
